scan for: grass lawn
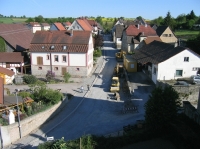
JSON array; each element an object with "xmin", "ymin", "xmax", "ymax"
[
  {"xmin": 174, "ymin": 30, "xmax": 200, "ymax": 36},
  {"xmin": 0, "ymin": 17, "xmax": 27, "ymax": 24}
]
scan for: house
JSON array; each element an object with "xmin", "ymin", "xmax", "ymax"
[
  {"xmin": 97, "ymin": 22, "xmax": 104, "ymax": 35},
  {"xmin": 132, "ymin": 41, "xmax": 200, "ymax": 84},
  {"xmin": 41, "ymin": 23, "xmax": 50, "ymax": 31},
  {"xmin": 0, "ymin": 66, "xmax": 15, "ymax": 85},
  {"xmin": 114, "ymin": 24, "xmax": 125, "ymax": 49},
  {"xmin": 29, "ymin": 30, "xmax": 94, "ymax": 77},
  {"xmin": 62, "ymin": 22, "xmax": 72, "ymax": 29},
  {"xmin": 156, "ymin": 26, "xmax": 177, "ymax": 44},
  {"xmin": 0, "ymin": 52, "xmax": 24, "ymax": 75},
  {"xmin": 28, "ymin": 22, "xmax": 41, "ymax": 33},
  {"xmin": 135, "ymin": 36, "xmax": 162, "ymax": 50},
  {"xmin": 0, "ymin": 24, "xmax": 33, "ymax": 52},
  {"xmin": 49, "ymin": 23, "xmax": 66, "ymax": 31},
  {"xmin": 68, "ymin": 18, "xmax": 93, "ymax": 32},
  {"xmin": 121, "ymin": 24, "xmax": 158, "ymax": 53}
]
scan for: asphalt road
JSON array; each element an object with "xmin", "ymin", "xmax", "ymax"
[{"xmin": 4, "ymin": 35, "xmax": 154, "ymax": 148}]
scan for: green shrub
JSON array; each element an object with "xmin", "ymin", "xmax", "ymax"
[
  {"xmin": 63, "ymin": 72, "xmax": 71, "ymax": 83},
  {"xmin": 18, "ymin": 91, "xmax": 31, "ymax": 98},
  {"xmin": 23, "ymin": 75, "xmax": 37, "ymax": 84},
  {"xmin": 93, "ymin": 49, "xmax": 102, "ymax": 57}
]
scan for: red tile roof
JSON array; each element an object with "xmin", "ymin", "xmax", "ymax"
[
  {"xmin": 0, "ymin": 52, "xmax": 24, "ymax": 63},
  {"xmin": 0, "ymin": 24, "xmax": 34, "ymax": 51},
  {"xmin": 29, "ymin": 30, "xmax": 91, "ymax": 53},
  {"xmin": 65, "ymin": 22, "xmax": 71, "ymax": 26},
  {"xmin": 126, "ymin": 25, "xmax": 157, "ymax": 36},
  {"xmin": 41, "ymin": 23, "xmax": 50, "ymax": 26},
  {"xmin": 54, "ymin": 23, "xmax": 66, "ymax": 31},
  {"xmin": 0, "ymin": 66, "xmax": 15, "ymax": 76},
  {"xmin": 76, "ymin": 19, "xmax": 93, "ymax": 31},
  {"xmin": 87, "ymin": 20, "xmax": 97, "ymax": 26},
  {"xmin": 29, "ymin": 22, "xmax": 41, "ymax": 27}
]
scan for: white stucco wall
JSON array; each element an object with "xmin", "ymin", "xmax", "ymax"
[
  {"xmin": 157, "ymin": 49, "xmax": 200, "ymax": 81},
  {"xmin": 69, "ymin": 53, "xmax": 86, "ymax": 66},
  {"xmin": 31, "ymin": 53, "xmax": 69, "ymax": 66},
  {"xmin": 43, "ymin": 26, "xmax": 50, "ymax": 31},
  {"xmin": 33, "ymin": 26, "xmax": 41, "ymax": 33}
]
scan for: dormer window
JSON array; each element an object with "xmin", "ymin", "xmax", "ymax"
[
  {"xmin": 51, "ymin": 45, "xmax": 55, "ymax": 49},
  {"xmin": 63, "ymin": 45, "xmax": 67, "ymax": 50},
  {"xmin": 42, "ymin": 46, "xmax": 45, "ymax": 49}
]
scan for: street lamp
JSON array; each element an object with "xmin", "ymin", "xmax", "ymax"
[{"xmin": 15, "ymin": 89, "xmax": 22, "ymax": 139}]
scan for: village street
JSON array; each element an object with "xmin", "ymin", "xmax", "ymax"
[{"xmin": 4, "ymin": 35, "xmax": 154, "ymax": 149}]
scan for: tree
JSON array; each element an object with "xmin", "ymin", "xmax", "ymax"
[
  {"xmin": 176, "ymin": 14, "xmax": 186, "ymax": 24},
  {"xmin": 95, "ymin": 16, "xmax": 103, "ymax": 25},
  {"xmin": 25, "ymin": 17, "xmax": 34, "ymax": 23},
  {"xmin": 186, "ymin": 10, "xmax": 197, "ymax": 20},
  {"xmin": 35, "ymin": 15, "xmax": 44, "ymax": 23},
  {"xmin": 186, "ymin": 33, "xmax": 200, "ymax": 55},
  {"xmin": 151, "ymin": 16, "xmax": 164, "ymax": 26},
  {"xmin": 145, "ymin": 86, "xmax": 180, "ymax": 133},
  {"xmin": 164, "ymin": 11, "xmax": 172, "ymax": 26},
  {"xmin": 93, "ymin": 34, "xmax": 103, "ymax": 48}
]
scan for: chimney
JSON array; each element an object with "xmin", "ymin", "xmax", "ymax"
[{"xmin": 70, "ymin": 29, "xmax": 73, "ymax": 36}]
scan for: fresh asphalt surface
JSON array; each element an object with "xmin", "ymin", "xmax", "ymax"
[{"xmin": 4, "ymin": 35, "xmax": 154, "ymax": 149}]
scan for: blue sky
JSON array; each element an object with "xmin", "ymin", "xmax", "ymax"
[{"xmin": 0, "ymin": 0, "xmax": 200, "ymax": 20}]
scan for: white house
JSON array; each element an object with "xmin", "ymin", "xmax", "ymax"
[
  {"xmin": 132, "ymin": 41, "xmax": 200, "ymax": 84},
  {"xmin": 28, "ymin": 22, "xmax": 41, "ymax": 33},
  {"xmin": 41, "ymin": 23, "xmax": 50, "ymax": 31},
  {"xmin": 29, "ymin": 30, "xmax": 94, "ymax": 77}
]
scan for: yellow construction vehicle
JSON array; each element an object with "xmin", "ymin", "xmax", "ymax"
[
  {"xmin": 110, "ymin": 77, "xmax": 120, "ymax": 92},
  {"xmin": 115, "ymin": 50, "xmax": 126, "ymax": 61}
]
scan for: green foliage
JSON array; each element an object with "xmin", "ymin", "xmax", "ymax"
[
  {"xmin": 144, "ymin": 86, "xmax": 180, "ymax": 133},
  {"xmin": 0, "ymin": 37, "xmax": 5, "ymax": 52},
  {"xmin": 25, "ymin": 17, "xmax": 34, "ymax": 23},
  {"xmin": 46, "ymin": 71, "xmax": 55, "ymax": 82},
  {"xmin": 63, "ymin": 72, "xmax": 71, "ymax": 83},
  {"xmin": 18, "ymin": 91, "xmax": 31, "ymax": 98},
  {"xmin": 93, "ymin": 48, "xmax": 102, "ymax": 57},
  {"xmin": 0, "ymin": 118, "xmax": 8, "ymax": 126},
  {"xmin": 23, "ymin": 75, "xmax": 38, "ymax": 84},
  {"xmin": 186, "ymin": 33, "xmax": 200, "ymax": 55},
  {"xmin": 30, "ymin": 84, "xmax": 63, "ymax": 105}
]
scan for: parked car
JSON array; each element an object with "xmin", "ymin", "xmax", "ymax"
[
  {"xmin": 174, "ymin": 81, "xmax": 189, "ymax": 86},
  {"xmin": 190, "ymin": 75, "xmax": 200, "ymax": 84}
]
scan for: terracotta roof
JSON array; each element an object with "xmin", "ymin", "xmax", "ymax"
[
  {"xmin": 132, "ymin": 41, "xmax": 186, "ymax": 64},
  {"xmin": 30, "ymin": 30, "xmax": 91, "ymax": 53},
  {"xmin": 63, "ymin": 22, "xmax": 71, "ymax": 26},
  {"xmin": 116, "ymin": 25, "xmax": 125, "ymax": 38},
  {"xmin": 54, "ymin": 23, "xmax": 66, "ymax": 31},
  {"xmin": 87, "ymin": 20, "xmax": 97, "ymax": 26},
  {"xmin": 41, "ymin": 23, "xmax": 50, "ymax": 27},
  {"xmin": 0, "ymin": 24, "xmax": 33, "ymax": 51},
  {"xmin": 0, "ymin": 52, "xmax": 24, "ymax": 63},
  {"xmin": 76, "ymin": 19, "xmax": 93, "ymax": 31},
  {"xmin": 126, "ymin": 25, "xmax": 157, "ymax": 36},
  {"xmin": 144, "ymin": 37, "xmax": 162, "ymax": 44},
  {"xmin": 0, "ymin": 66, "xmax": 15, "ymax": 76}
]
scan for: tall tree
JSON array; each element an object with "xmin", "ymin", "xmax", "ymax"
[
  {"xmin": 145, "ymin": 86, "xmax": 180, "ymax": 133},
  {"xmin": 186, "ymin": 33, "xmax": 200, "ymax": 55},
  {"xmin": 164, "ymin": 11, "xmax": 172, "ymax": 26},
  {"xmin": 25, "ymin": 17, "xmax": 34, "ymax": 23},
  {"xmin": 35, "ymin": 15, "xmax": 44, "ymax": 23}
]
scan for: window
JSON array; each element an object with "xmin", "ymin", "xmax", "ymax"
[
  {"xmin": 192, "ymin": 67, "xmax": 200, "ymax": 71},
  {"xmin": 38, "ymin": 67, "xmax": 42, "ymax": 70},
  {"xmin": 169, "ymin": 34, "xmax": 173, "ymax": 37},
  {"xmin": 37, "ymin": 57, "xmax": 43, "ymax": 65},
  {"xmin": 131, "ymin": 64, "xmax": 134, "ymax": 68},
  {"xmin": 176, "ymin": 70, "xmax": 183, "ymax": 76},
  {"xmin": 162, "ymin": 34, "xmax": 168, "ymax": 37},
  {"xmin": 184, "ymin": 57, "xmax": 189, "ymax": 62},
  {"xmin": 77, "ymin": 68, "xmax": 79, "ymax": 71},
  {"xmin": 54, "ymin": 55, "xmax": 59, "ymax": 62},
  {"xmin": 46, "ymin": 55, "xmax": 50, "ymax": 60},
  {"xmin": 62, "ymin": 55, "xmax": 66, "ymax": 62},
  {"xmin": 42, "ymin": 46, "xmax": 45, "ymax": 49},
  {"xmin": 153, "ymin": 67, "xmax": 156, "ymax": 74},
  {"xmin": 54, "ymin": 67, "xmax": 58, "ymax": 71},
  {"xmin": 63, "ymin": 46, "xmax": 67, "ymax": 50}
]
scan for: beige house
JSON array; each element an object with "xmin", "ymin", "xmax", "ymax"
[{"xmin": 156, "ymin": 26, "xmax": 177, "ymax": 44}]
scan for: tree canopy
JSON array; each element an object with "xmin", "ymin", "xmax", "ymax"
[{"xmin": 145, "ymin": 86, "xmax": 180, "ymax": 133}]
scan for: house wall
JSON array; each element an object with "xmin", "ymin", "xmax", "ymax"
[
  {"xmin": 121, "ymin": 32, "xmax": 128, "ymax": 52},
  {"xmin": 32, "ymin": 26, "xmax": 41, "ymax": 33},
  {"xmin": 68, "ymin": 20, "xmax": 84, "ymax": 31},
  {"xmin": 0, "ymin": 63, "xmax": 22, "ymax": 75},
  {"xmin": 69, "ymin": 53, "xmax": 86, "ymax": 66},
  {"xmin": 139, "ymin": 36, "xmax": 147, "ymax": 42},
  {"xmin": 42, "ymin": 26, "xmax": 50, "ymax": 31},
  {"xmin": 157, "ymin": 49, "xmax": 200, "ymax": 81},
  {"xmin": 152, "ymin": 64, "xmax": 158, "ymax": 84},
  {"xmin": 160, "ymin": 27, "xmax": 177, "ymax": 43},
  {"xmin": 5, "ymin": 41, "xmax": 15, "ymax": 52},
  {"xmin": 116, "ymin": 38, "xmax": 122, "ymax": 49}
]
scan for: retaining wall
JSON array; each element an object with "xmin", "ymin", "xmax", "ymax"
[{"xmin": 1, "ymin": 97, "xmax": 68, "ymax": 147}]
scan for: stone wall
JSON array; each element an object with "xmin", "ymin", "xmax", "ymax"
[
  {"xmin": 183, "ymin": 101, "xmax": 200, "ymax": 125},
  {"xmin": 1, "ymin": 97, "xmax": 68, "ymax": 147},
  {"xmin": 156, "ymin": 80, "xmax": 200, "ymax": 103}
]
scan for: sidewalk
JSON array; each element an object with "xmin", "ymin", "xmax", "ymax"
[{"xmin": 4, "ymin": 56, "xmax": 105, "ymax": 149}]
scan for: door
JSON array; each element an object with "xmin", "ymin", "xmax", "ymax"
[{"xmin": 62, "ymin": 67, "xmax": 67, "ymax": 75}]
